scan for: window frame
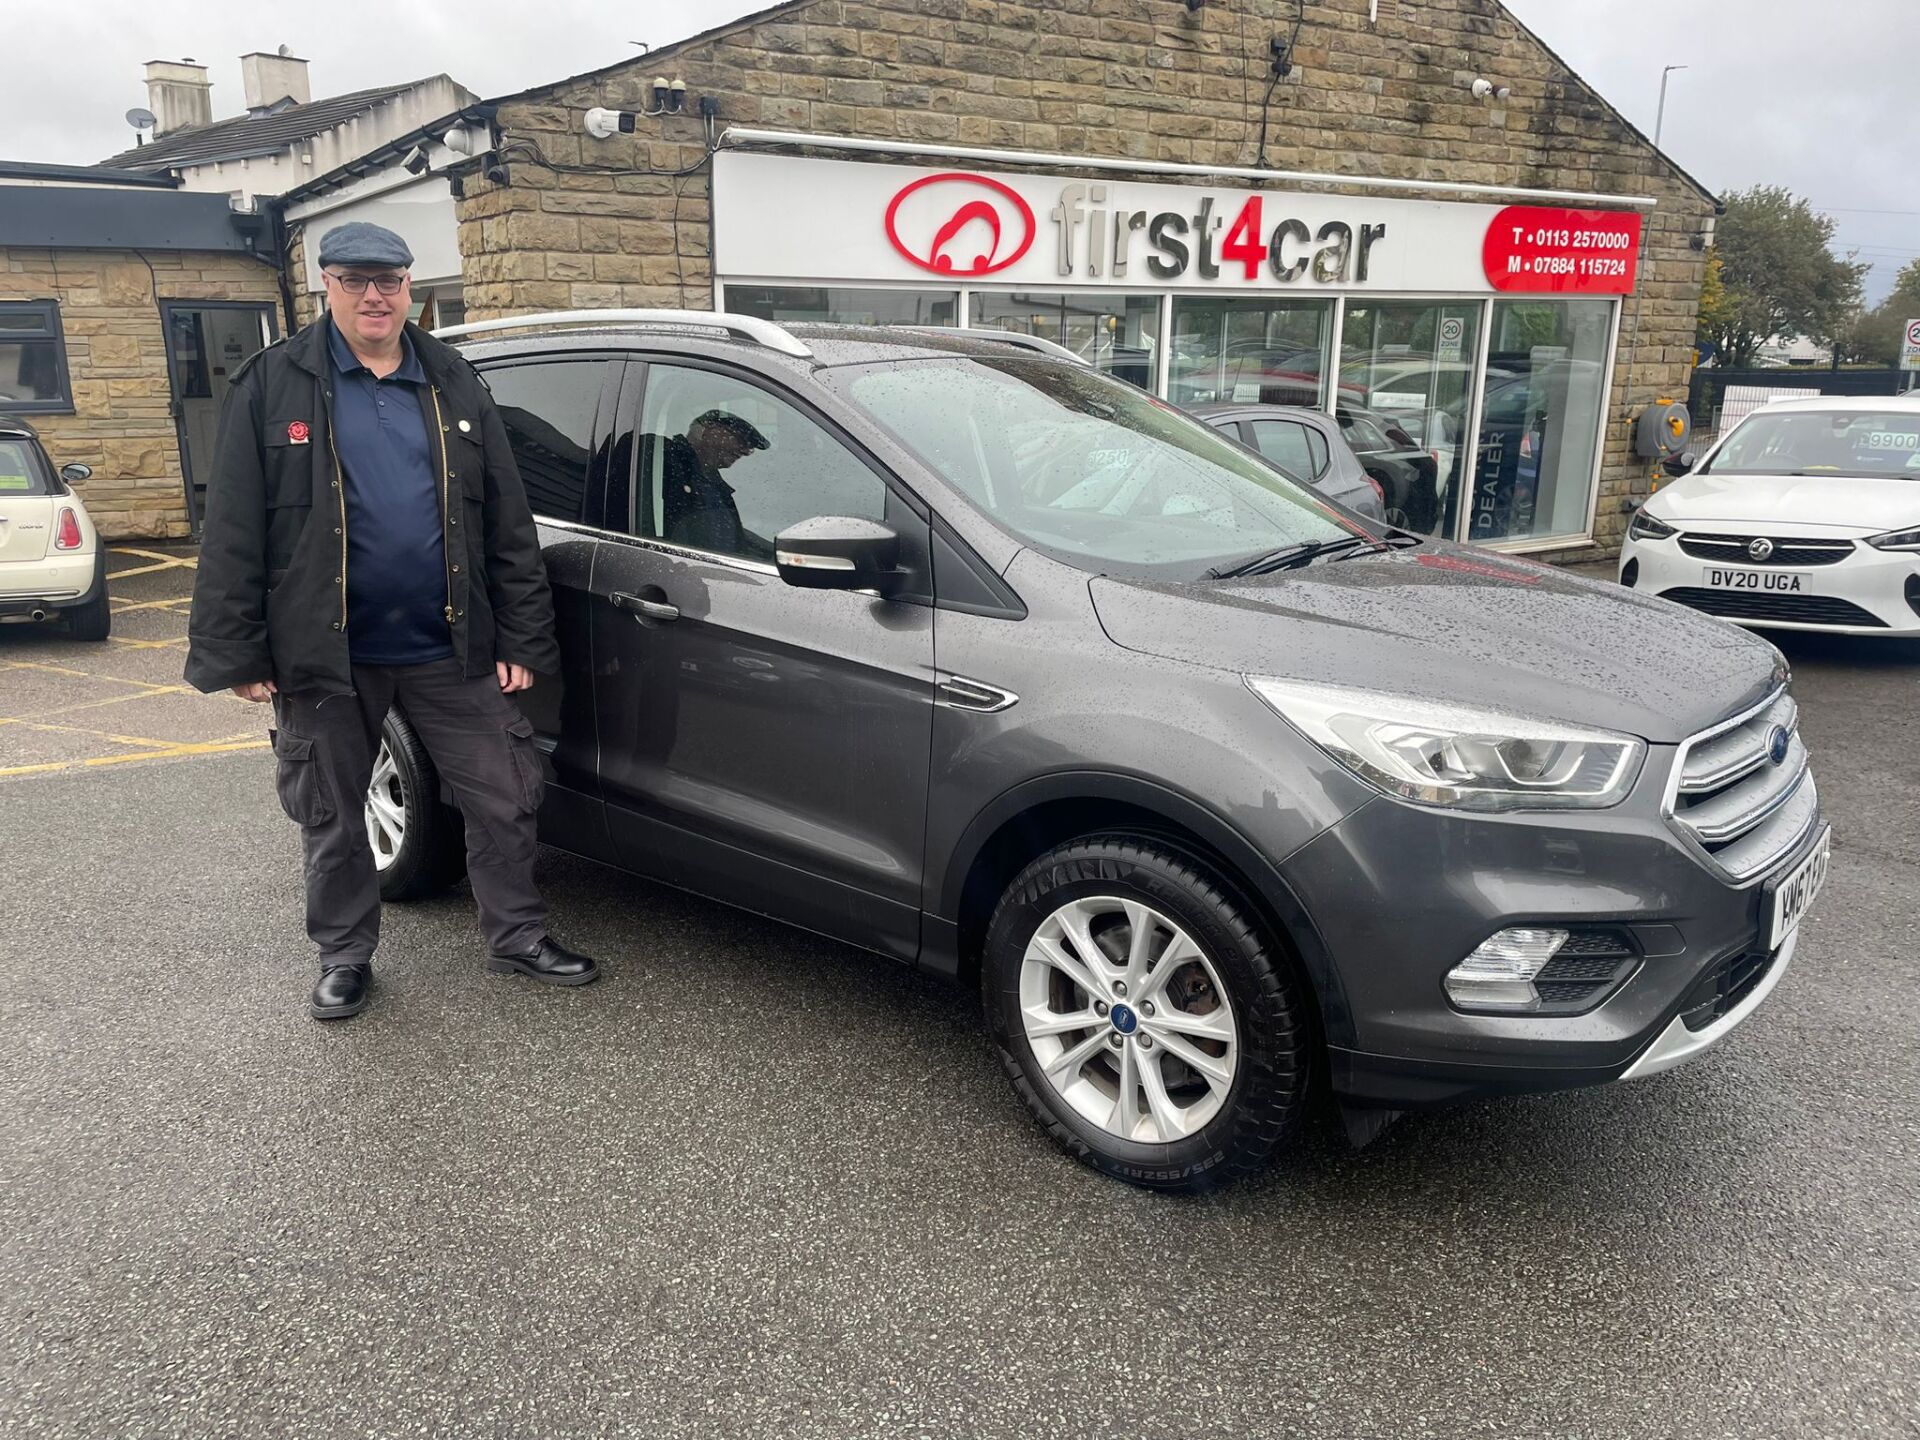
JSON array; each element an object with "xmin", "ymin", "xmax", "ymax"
[
  {"xmin": 0, "ymin": 300, "xmax": 75, "ymax": 415},
  {"xmin": 474, "ymin": 351, "xmax": 624, "ymax": 527}
]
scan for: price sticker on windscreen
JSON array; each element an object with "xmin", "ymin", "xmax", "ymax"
[{"xmin": 1482, "ymin": 206, "xmax": 1644, "ymax": 295}]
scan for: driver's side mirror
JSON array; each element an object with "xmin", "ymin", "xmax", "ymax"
[
  {"xmin": 775, "ymin": 516, "xmax": 902, "ymax": 594},
  {"xmin": 60, "ymin": 462, "xmax": 92, "ymax": 483},
  {"xmin": 1661, "ymin": 449, "xmax": 1698, "ymax": 477}
]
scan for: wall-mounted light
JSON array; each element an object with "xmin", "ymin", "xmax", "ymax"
[{"xmin": 1470, "ymin": 77, "xmax": 1512, "ymax": 102}]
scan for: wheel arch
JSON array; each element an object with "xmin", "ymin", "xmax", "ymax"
[{"xmin": 932, "ymin": 772, "xmax": 1355, "ymax": 1049}]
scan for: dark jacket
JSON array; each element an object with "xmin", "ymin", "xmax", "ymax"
[{"xmin": 186, "ymin": 319, "xmax": 559, "ymax": 696}]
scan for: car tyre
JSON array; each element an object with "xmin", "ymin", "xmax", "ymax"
[
  {"xmin": 64, "ymin": 552, "xmax": 111, "ymax": 642},
  {"xmin": 982, "ymin": 833, "xmax": 1314, "ymax": 1192},
  {"xmin": 371, "ymin": 707, "xmax": 467, "ymax": 901}
]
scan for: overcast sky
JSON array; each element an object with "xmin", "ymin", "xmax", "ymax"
[{"xmin": 4, "ymin": 0, "xmax": 1913, "ymax": 302}]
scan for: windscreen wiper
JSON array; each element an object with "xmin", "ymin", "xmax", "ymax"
[{"xmin": 1207, "ymin": 530, "xmax": 1417, "ymax": 580}]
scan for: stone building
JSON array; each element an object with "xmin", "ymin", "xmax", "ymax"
[
  {"xmin": 0, "ymin": 165, "xmax": 283, "ymax": 538},
  {"xmin": 440, "ymin": 0, "xmax": 1716, "ymax": 561}
]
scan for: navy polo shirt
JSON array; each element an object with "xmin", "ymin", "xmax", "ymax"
[{"xmin": 326, "ymin": 320, "xmax": 452, "ymax": 666}]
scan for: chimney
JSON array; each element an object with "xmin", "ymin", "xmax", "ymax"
[
  {"xmin": 240, "ymin": 49, "xmax": 311, "ymax": 113},
  {"xmin": 144, "ymin": 59, "xmax": 212, "ymax": 135}
]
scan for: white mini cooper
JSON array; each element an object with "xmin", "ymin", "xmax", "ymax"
[{"xmin": 0, "ymin": 417, "xmax": 110, "ymax": 640}]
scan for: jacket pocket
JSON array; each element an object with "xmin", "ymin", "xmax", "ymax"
[
  {"xmin": 271, "ymin": 728, "xmax": 336, "ymax": 827},
  {"xmin": 504, "ymin": 714, "xmax": 545, "ymax": 814}
]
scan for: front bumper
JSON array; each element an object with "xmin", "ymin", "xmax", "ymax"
[
  {"xmin": 1620, "ymin": 530, "xmax": 1920, "ymax": 634},
  {"xmin": 1282, "ymin": 766, "xmax": 1824, "ymax": 1109}
]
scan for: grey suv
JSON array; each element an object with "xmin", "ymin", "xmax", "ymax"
[{"xmin": 373, "ymin": 312, "xmax": 1829, "ymax": 1191}]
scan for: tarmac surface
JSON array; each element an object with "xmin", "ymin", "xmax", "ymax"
[{"xmin": 1, "ymin": 549, "xmax": 1916, "ymax": 1438}]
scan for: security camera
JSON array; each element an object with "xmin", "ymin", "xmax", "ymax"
[
  {"xmin": 402, "ymin": 144, "xmax": 430, "ymax": 176},
  {"xmin": 1471, "ymin": 78, "xmax": 1494, "ymax": 100},
  {"xmin": 668, "ymin": 78, "xmax": 687, "ymax": 113}
]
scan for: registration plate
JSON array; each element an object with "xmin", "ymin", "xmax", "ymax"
[
  {"xmin": 1767, "ymin": 826, "xmax": 1831, "ymax": 949},
  {"xmin": 1706, "ymin": 568, "xmax": 1805, "ymax": 592}
]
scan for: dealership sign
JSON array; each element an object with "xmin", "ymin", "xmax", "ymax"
[{"xmin": 714, "ymin": 152, "xmax": 1645, "ymax": 296}]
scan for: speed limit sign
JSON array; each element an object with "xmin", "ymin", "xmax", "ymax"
[{"xmin": 1903, "ymin": 318, "xmax": 1920, "ymax": 371}]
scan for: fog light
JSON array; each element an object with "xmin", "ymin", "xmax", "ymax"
[
  {"xmin": 1444, "ymin": 927, "xmax": 1569, "ymax": 1009},
  {"xmin": 1621, "ymin": 557, "xmax": 1639, "ymax": 588}
]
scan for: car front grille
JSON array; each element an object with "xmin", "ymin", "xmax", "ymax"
[
  {"xmin": 1677, "ymin": 945, "xmax": 1777, "ymax": 1032},
  {"xmin": 1665, "ymin": 688, "xmax": 1820, "ymax": 884},
  {"xmin": 1676, "ymin": 533, "xmax": 1855, "ymax": 567},
  {"xmin": 1658, "ymin": 588, "xmax": 1889, "ymax": 629}
]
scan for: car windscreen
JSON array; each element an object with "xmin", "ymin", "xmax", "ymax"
[
  {"xmin": 827, "ymin": 358, "xmax": 1361, "ymax": 580},
  {"xmin": 0, "ymin": 438, "xmax": 53, "ymax": 496},
  {"xmin": 1702, "ymin": 410, "xmax": 1920, "ymax": 479}
]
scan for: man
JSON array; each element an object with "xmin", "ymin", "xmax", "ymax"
[
  {"xmin": 187, "ymin": 221, "xmax": 599, "ymax": 1021},
  {"xmin": 658, "ymin": 408, "xmax": 771, "ymax": 557}
]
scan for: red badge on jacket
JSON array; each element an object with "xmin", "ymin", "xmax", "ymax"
[{"xmin": 287, "ymin": 420, "xmax": 310, "ymax": 445}]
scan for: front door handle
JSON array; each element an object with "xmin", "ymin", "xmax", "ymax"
[{"xmin": 611, "ymin": 591, "xmax": 680, "ymax": 622}]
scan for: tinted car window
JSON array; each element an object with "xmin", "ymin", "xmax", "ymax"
[
  {"xmin": 1338, "ymin": 411, "xmax": 1392, "ymax": 454},
  {"xmin": 481, "ymin": 361, "xmax": 603, "ymax": 523},
  {"xmin": 1249, "ymin": 419, "xmax": 1323, "ymax": 479},
  {"xmin": 835, "ymin": 358, "xmax": 1357, "ymax": 580},
  {"xmin": 0, "ymin": 437, "xmax": 52, "ymax": 495},
  {"xmin": 632, "ymin": 364, "xmax": 885, "ymax": 562}
]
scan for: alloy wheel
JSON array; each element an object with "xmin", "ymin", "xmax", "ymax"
[
  {"xmin": 365, "ymin": 737, "xmax": 407, "ymax": 872},
  {"xmin": 1018, "ymin": 895, "xmax": 1239, "ymax": 1144}
]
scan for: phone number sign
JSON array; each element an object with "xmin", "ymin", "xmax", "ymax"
[{"xmin": 1482, "ymin": 206, "xmax": 1644, "ymax": 295}]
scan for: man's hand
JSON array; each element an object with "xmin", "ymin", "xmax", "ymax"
[
  {"xmin": 497, "ymin": 662, "xmax": 534, "ymax": 694},
  {"xmin": 232, "ymin": 680, "xmax": 277, "ymax": 703}
]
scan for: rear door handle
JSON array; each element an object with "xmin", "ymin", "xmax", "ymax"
[{"xmin": 610, "ymin": 591, "xmax": 679, "ymax": 622}]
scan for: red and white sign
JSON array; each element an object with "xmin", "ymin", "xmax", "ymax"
[
  {"xmin": 286, "ymin": 420, "xmax": 310, "ymax": 445},
  {"xmin": 715, "ymin": 153, "xmax": 1645, "ymax": 299},
  {"xmin": 1482, "ymin": 206, "xmax": 1643, "ymax": 295}
]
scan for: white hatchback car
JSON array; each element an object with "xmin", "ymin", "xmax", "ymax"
[
  {"xmin": 0, "ymin": 417, "xmax": 110, "ymax": 640},
  {"xmin": 1620, "ymin": 395, "xmax": 1920, "ymax": 636}
]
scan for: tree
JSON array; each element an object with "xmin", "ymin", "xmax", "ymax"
[
  {"xmin": 1849, "ymin": 259, "xmax": 1920, "ymax": 367},
  {"xmin": 1693, "ymin": 250, "xmax": 1734, "ymax": 359},
  {"xmin": 1701, "ymin": 186, "xmax": 1867, "ymax": 368}
]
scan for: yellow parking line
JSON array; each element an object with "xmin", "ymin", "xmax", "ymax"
[
  {"xmin": 110, "ymin": 596, "xmax": 196, "ymax": 613},
  {"xmin": 8, "ymin": 684, "xmax": 194, "ymax": 722},
  {"xmin": 0, "ymin": 716, "xmax": 185, "ymax": 747},
  {"xmin": 107, "ymin": 560, "xmax": 193, "ymax": 580},
  {"xmin": 109, "ymin": 636, "xmax": 190, "ymax": 650},
  {"xmin": 109, "ymin": 547, "xmax": 197, "ymax": 567},
  {"xmin": 0, "ymin": 735, "xmax": 268, "ymax": 780}
]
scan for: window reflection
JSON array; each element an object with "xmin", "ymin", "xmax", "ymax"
[
  {"xmin": 1469, "ymin": 300, "xmax": 1611, "ymax": 543},
  {"xmin": 969, "ymin": 292, "xmax": 1160, "ymax": 390},
  {"xmin": 1168, "ymin": 297, "xmax": 1330, "ymax": 409},
  {"xmin": 1340, "ymin": 302, "xmax": 1481, "ymax": 537}
]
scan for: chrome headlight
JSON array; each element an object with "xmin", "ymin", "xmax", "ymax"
[
  {"xmin": 1247, "ymin": 677, "xmax": 1645, "ymax": 811},
  {"xmin": 1627, "ymin": 508, "xmax": 1677, "ymax": 542},
  {"xmin": 1865, "ymin": 524, "xmax": 1920, "ymax": 552}
]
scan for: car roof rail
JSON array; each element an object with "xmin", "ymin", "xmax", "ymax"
[
  {"xmin": 433, "ymin": 308, "xmax": 813, "ymax": 359},
  {"xmin": 885, "ymin": 325, "xmax": 1091, "ymax": 365}
]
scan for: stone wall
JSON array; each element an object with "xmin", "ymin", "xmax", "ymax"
[
  {"xmin": 456, "ymin": 0, "xmax": 1717, "ymax": 561},
  {"xmin": 0, "ymin": 247, "xmax": 283, "ymax": 538}
]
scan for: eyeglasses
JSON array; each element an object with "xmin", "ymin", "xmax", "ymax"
[{"xmin": 325, "ymin": 271, "xmax": 409, "ymax": 296}]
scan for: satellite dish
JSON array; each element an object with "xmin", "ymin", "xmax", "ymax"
[{"xmin": 126, "ymin": 107, "xmax": 157, "ymax": 130}]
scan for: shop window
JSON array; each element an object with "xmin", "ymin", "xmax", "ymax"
[
  {"xmin": 1168, "ymin": 297, "xmax": 1331, "ymax": 409},
  {"xmin": 1340, "ymin": 302, "xmax": 1482, "ymax": 537},
  {"xmin": 480, "ymin": 360, "xmax": 605, "ymax": 524},
  {"xmin": 970, "ymin": 292, "xmax": 1160, "ymax": 391},
  {"xmin": 0, "ymin": 301, "xmax": 73, "ymax": 414},
  {"xmin": 630, "ymin": 364, "xmax": 885, "ymax": 563},
  {"xmin": 1467, "ymin": 299, "xmax": 1612, "ymax": 544},
  {"xmin": 727, "ymin": 286, "xmax": 957, "ymax": 327}
]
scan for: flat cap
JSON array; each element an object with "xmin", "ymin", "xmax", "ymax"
[
  {"xmin": 693, "ymin": 409, "xmax": 770, "ymax": 450},
  {"xmin": 317, "ymin": 221, "xmax": 413, "ymax": 269}
]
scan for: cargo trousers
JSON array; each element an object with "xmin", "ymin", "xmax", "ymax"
[{"xmin": 269, "ymin": 658, "xmax": 548, "ymax": 971}]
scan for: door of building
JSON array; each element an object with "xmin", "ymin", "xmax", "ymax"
[{"xmin": 160, "ymin": 302, "xmax": 277, "ymax": 533}]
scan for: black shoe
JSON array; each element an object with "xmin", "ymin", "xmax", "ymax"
[
  {"xmin": 310, "ymin": 964, "xmax": 371, "ymax": 1020},
  {"xmin": 488, "ymin": 936, "xmax": 600, "ymax": 987}
]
